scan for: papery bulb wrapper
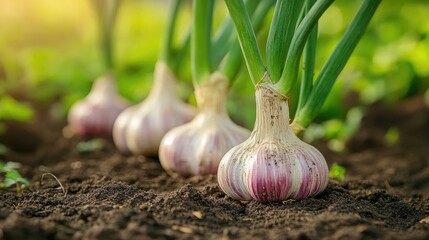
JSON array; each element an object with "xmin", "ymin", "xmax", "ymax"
[
  {"xmin": 218, "ymin": 83, "xmax": 329, "ymax": 202},
  {"xmin": 112, "ymin": 105, "xmax": 139, "ymax": 153},
  {"xmin": 159, "ymin": 72, "xmax": 250, "ymax": 177},
  {"xmin": 68, "ymin": 73, "xmax": 129, "ymax": 138},
  {"xmin": 112, "ymin": 62, "xmax": 196, "ymax": 156}
]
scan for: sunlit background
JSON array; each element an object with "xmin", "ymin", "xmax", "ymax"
[{"xmin": 1, "ymin": 0, "xmax": 428, "ymax": 149}]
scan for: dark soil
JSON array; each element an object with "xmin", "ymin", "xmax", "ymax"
[{"xmin": 1, "ymin": 96, "xmax": 429, "ymax": 240}]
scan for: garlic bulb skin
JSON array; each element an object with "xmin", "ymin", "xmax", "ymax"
[
  {"xmin": 218, "ymin": 83, "xmax": 329, "ymax": 202},
  {"xmin": 112, "ymin": 62, "xmax": 196, "ymax": 156},
  {"xmin": 159, "ymin": 72, "xmax": 250, "ymax": 177},
  {"xmin": 68, "ymin": 73, "xmax": 129, "ymax": 138},
  {"xmin": 111, "ymin": 105, "xmax": 139, "ymax": 153}
]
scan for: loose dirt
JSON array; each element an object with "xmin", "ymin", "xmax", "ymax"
[{"xmin": 1, "ymin": 96, "xmax": 428, "ymax": 240}]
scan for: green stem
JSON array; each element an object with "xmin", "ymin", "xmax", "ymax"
[
  {"xmin": 297, "ymin": 0, "xmax": 318, "ymax": 112},
  {"xmin": 276, "ymin": 0, "xmax": 334, "ymax": 96},
  {"xmin": 220, "ymin": 0, "xmax": 275, "ymax": 81},
  {"xmin": 192, "ymin": 0, "xmax": 215, "ymax": 83},
  {"xmin": 266, "ymin": 0, "xmax": 304, "ymax": 82},
  {"xmin": 294, "ymin": 0, "xmax": 381, "ymax": 129},
  {"xmin": 219, "ymin": 41, "xmax": 243, "ymax": 81},
  {"xmin": 211, "ymin": 0, "xmax": 260, "ymax": 70},
  {"xmin": 170, "ymin": 28, "xmax": 191, "ymax": 74},
  {"xmin": 225, "ymin": 0, "xmax": 265, "ymax": 85},
  {"xmin": 296, "ymin": 3, "xmax": 307, "ymax": 28},
  {"xmin": 93, "ymin": 0, "xmax": 120, "ymax": 71},
  {"xmin": 159, "ymin": 0, "xmax": 181, "ymax": 67},
  {"xmin": 211, "ymin": 17, "xmax": 234, "ymax": 70}
]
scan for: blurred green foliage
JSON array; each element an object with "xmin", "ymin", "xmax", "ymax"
[
  {"xmin": 329, "ymin": 163, "xmax": 346, "ymax": 181},
  {"xmin": 77, "ymin": 139, "xmax": 103, "ymax": 153},
  {"xmin": 0, "ymin": 96, "xmax": 34, "ymax": 122},
  {"xmin": 0, "ymin": 95, "xmax": 34, "ymax": 134},
  {"xmin": 0, "ymin": 161, "xmax": 29, "ymax": 192},
  {"xmin": 316, "ymin": 0, "xmax": 429, "ymax": 118},
  {"xmin": 384, "ymin": 127, "xmax": 400, "ymax": 146},
  {"xmin": 0, "ymin": 0, "xmax": 428, "ymax": 140}
]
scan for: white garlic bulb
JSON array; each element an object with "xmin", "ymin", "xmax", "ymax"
[
  {"xmin": 68, "ymin": 73, "xmax": 129, "ymax": 138},
  {"xmin": 159, "ymin": 72, "xmax": 251, "ymax": 177},
  {"xmin": 112, "ymin": 62, "xmax": 196, "ymax": 156},
  {"xmin": 218, "ymin": 83, "xmax": 329, "ymax": 202},
  {"xmin": 111, "ymin": 105, "xmax": 139, "ymax": 153}
]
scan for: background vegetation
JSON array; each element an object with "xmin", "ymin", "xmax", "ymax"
[{"xmin": 0, "ymin": 0, "xmax": 428, "ymax": 146}]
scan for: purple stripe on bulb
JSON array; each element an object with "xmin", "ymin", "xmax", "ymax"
[
  {"xmin": 295, "ymin": 150, "xmax": 311, "ymax": 200},
  {"xmin": 170, "ymin": 136, "xmax": 190, "ymax": 176},
  {"xmin": 294, "ymin": 146, "xmax": 329, "ymax": 199},
  {"xmin": 200, "ymin": 132, "xmax": 229, "ymax": 175},
  {"xmin": 248, "ymin": 145, "xmax": 293, "ymax": 203}
]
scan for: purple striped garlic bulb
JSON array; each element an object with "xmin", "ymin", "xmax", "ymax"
[
  {"xmin": 68, "ymin": 73, "xmax": 129, "ymax": 138},
  {"xmin": 159, "ymin": 72, "xmax": 250, "ymax": 177},
  {"xmin": 112, "ymin": 62, "xmax": 196, "ymax": 156},
  {"xmin": 218, "ymin": 83, "xmax": 329, "ymax": 203}
]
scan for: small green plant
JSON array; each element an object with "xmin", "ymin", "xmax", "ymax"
[
  {"xmin": 384, "ymin": 127, "xmax": 400, "ymax": 146},
  {"xmin": 0, "ymin": 95, "xmax": 35, "ymax": 135},
  {"xmin": 77, "ymin": 139, "xmax": 103, "ymax": 153},
  {"xmin": 329, "ymin": 163, "xmax": 346, "ymax": 181},
  {"xmin": 0, "ymin": 161, "xmax": 29, "ymax": 192},
  {"xmin": 0, "ymin": 95, "xmax": 34, "ymax": 122}
]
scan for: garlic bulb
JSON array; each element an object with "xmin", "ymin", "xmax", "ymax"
[
  {"xmin": 68, "ymin": 73, "xmax": 129, "ymax": 138},
  {"xmin": 111, "ymin": 105, "xmax": 139, "ymax": 153},
  {"xmin": 218, "ymin": 83, "xmax": 329, "ymax": 202},
  {"xmin": 112, "ymin": 62, "xmax": 196, "ymax": 156},
  {"xmin": 159, "ymin": 72, "xmax": 250, "ymax": 177}
]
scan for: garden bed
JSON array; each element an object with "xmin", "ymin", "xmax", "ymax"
[{"xmin": 1, "ymin": 96, "xmax": 429, "ymax": 240}]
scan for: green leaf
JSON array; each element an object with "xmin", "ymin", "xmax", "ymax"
[
  {"xmin": 191, "ymin": 0, "xmax": 215, "ymax": 83},
  {"xmin": 5, "ymin": 170, "xmax": 22, "ymax": 181},
  {"xmin": 3, "ymin": 170, "xmax": 28, "ymax": 188},
  {"xmin": 2, "ymin": 162, "xmax": 21, "ymax": 173},
  {"xmin": 77, "ymin": 139, "xmax": 103, "ymax": 153},
  {"xmin": 277, "ymin": 0, "xmax": 334, "ymax": 96},
  {"xmin": 327, "ymin": 139, "xmax": 345, "ymax": 153},
  {"xmin": 323, "ymin": 119, "xmax": 345, "ymax": 139},
  {"xmin": 211, "ymin": 16, "xmax": 235, "ymax": 69},
  {"xmin": 220, "ymin": 0, "xmax": 275, "ymax": 80},
  {"xmin": 91, "ymin": 0, "xmax": 121, "ymax": 70},
  {"xmin": 0, "ymin": 95, "xmax": 34, "ymax": 122},
  {"xmin": 329, "ymin": 163, "xmax": 346, "ymax": 181},
  {"xmin": 225, "ymin": 0, "xmax": 265, "ymax": 85},
  {"xmin": 266, "ymin": 0, "xmax": 304, "ymax": 81},
  {"xmin": 384, "ymin": 127, "xmax": 400, "ymax": 146},
  {"xmin": 19, "ymin": 178, "xmax": 30, "ymax": 187},
  {"xmin": 3, "ymin": 178, "xmax": 17, "ymax": 188},
  {"xmin": 302, "ymin": 124, "xmax": 324, "ymax": 143},
  {"xmin": 294, "ymin": 0, "xmax": 381, "ymax": 128},
  {"xmin": 297, "ymin": 0, "xmax": 318, "ymax": 112},
  {"xmin": 344, "ymin": 107, "xmax": 364, "ymax": 136},
  {"xmin": 159, "ymin": 0, "xmax": 182, "ymax": 67}
]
